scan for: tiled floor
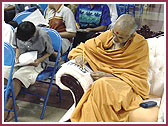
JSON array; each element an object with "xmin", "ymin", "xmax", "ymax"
[
  {"xmin": 10, "ymin": 100, "xmax": 67, "ymax": 122},
  {"xmin": 4, "ymin": 3, "xmax": 165, "ymax": 123}
]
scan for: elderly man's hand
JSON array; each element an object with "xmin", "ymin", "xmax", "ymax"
[
  {"xmin": 75, "ymin": 55, "xmax": 87, "ymax": 67},
  {"xmin": 91, "ymin": 71, "xmax": 114, "ymax": 81}
]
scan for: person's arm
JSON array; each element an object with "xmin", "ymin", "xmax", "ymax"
[
  {"xmin": 85, "ymin": 25, "xmax": 107, "ymax": 32},
  {"xmin": 29, "ymin": 53, "xmax": 51, "ymax": 67},
  {"xmin": 91, "ymin": 71, "xmax": 115, "ymax": 81},
  {"xmin": 59, "ymin": 32, "xmax": 76, "ymax": 39},
  {"xmin": 15, "ymin": 48, "xmax": 20, "ymax": 64}
]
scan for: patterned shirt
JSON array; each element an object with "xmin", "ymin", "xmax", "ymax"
[{"xmin": 76, "ymin": 4, "xmax": 111, "ymax": 29}]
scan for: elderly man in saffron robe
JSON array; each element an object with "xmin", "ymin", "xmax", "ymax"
[{"xmin": 67, "ymin": 14, "xmax": 149, "ymax": 122}]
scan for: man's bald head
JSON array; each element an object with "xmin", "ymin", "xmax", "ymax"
[
  {"xmin": 114, "ymin": 14, "xmax": 138, "ymax": 36},
  {"xmin": 112, "ymin": 14, "xmax": 138, "ymax": 44}
]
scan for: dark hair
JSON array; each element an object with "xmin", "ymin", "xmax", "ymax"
[
  {"xmin": 8, "ymin": 21, "xmax": 18, "ymax": 28},
  {"xmin": 16, "ymin": 21, "xmax": 36, "ymax": 41}
]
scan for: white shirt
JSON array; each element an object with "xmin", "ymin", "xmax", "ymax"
[{"xmin": 3, "ymin": 21, "xmax": 14, "ymax": 45}]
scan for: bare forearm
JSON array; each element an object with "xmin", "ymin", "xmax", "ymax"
[
  {"xmin": 15, "ymin": 48, "xmax": 20, "ymax": 59},
  {"xmin": 88, "ymin": 25, "xmax": 107, "ymax": 32},
  {"xmin": 59, "ymin": 32, "xmax": 76, "ymax": 39},
  {"xmin": 38, "ymin": 53, "xmax": 51, "ymax": 63}
]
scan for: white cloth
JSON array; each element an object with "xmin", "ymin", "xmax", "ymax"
[{"xmin": 3, "ymin": 21, "xmax": 14, "ymax": 45}]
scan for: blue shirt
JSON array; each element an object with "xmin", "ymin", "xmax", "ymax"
[{"xmin": 76, "ymin": 4, "xmax": 111, "ymax": 29}]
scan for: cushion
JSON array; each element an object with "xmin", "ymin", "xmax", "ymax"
[
  {"xmin": 147, "ymin": 36, "xmax": 165, "ymax": 97},
  {"xmin": 157, "ymin": 92, "xmax": 165, "ymax": 122}
]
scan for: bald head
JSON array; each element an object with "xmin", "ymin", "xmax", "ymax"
[
  {"xmin": 114, "ymin": 14, "xmax": 138, "ymax": 35},
  {"xmin": 112, "ymin": 14, "xmax": 138, "ymax": 44}
]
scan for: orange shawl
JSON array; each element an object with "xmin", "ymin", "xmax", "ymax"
[{"xmin": 68, "ymin": 29, "xmax": 149, "ymax": 99}]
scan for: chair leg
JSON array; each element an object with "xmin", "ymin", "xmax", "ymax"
[
  {"xmin": 11, "ymin": 87, "xmax": 18, "ymax": 122},
  {"xmin": 40, "ymin": 83, "xmax": 62, "ymax": 119},
  {"xmin": 40, "ymin": 83, "xmax": 52, "ymax": 119}
]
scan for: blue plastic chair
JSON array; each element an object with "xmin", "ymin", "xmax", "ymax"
[
  {"xmin": 13, "ymin": 6, "xmax": 42, "ymax": 24},
  {"xmin": 38, "ymin": 28, "xmax": 62, "ymax": 119},
  {"xmin": 13, "ymin": 11, "xmax": 32, "ymax": 24},
  {"xmin": 21, "ymin": 28, "xmax": 62, "ymax": 120},
  {"xmin": 38, "ymin": 4, "xmax": 48, "ymax": 16},
  {"xmin": 24, "ymin": 6, "xmax": 38, "ymax": 13},
  {"xmin": 4, "ymin": 42, "xmax": 18, "ymax": 122},
  {"xmin": 38, "ymin": 4, "xmax": 48, "ymax": 12},
  {"xmin": 61, "ymin": 38, "xmax": 74, "ymax": 62}
]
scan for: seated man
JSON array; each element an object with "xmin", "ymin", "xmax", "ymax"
[
  {"xmin": 73, "ymin": 4, "xmax": 112, "ymax": 48},
  {"xmin": 67, "ymin": 14, "xmax": 149, "ymax": 122},
  {"xmin": 4, "ymin": 21, "xmax": 54, "ymax": 122},
  {"xmin": 45, "ymin": 4, "xmax": 76, "ymax": 55}
]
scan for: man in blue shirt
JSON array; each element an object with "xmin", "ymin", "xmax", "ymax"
[{"xmin": 73, "ymin": 4, "xmax": 111, "ymax": 48}]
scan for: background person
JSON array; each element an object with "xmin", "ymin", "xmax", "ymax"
[
  {"xmin": 45, "ymin": 4, "xmax": 76, "ymax": 55},
  {"xmin": 73, "ymin": 4, "xmax": 111, "ymax": 48}
]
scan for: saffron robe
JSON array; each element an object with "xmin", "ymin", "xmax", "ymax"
[{"xmin": 68, "ymin": 29, "xmax": 149, "ymax": 122}]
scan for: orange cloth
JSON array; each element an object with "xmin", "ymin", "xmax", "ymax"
[{"xmin": 68, "ymin": 29, "xmax": 149, "ymax": 122}]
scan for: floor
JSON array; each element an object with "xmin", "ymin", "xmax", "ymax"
[
  {"xmin": 4, "ymin": 3, "xmax": 165, "ymax": 123},
  {"xmin": 11, "ymin": 100, "xmax": 67, "ymax": 122}
]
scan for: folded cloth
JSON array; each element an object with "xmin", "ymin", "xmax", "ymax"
[{"xmin": 56, "ymin": 59, "xmax": 93, "ymax": 92}]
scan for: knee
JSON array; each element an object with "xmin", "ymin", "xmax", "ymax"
[
  {"xmin": 92, "ymin": 78, "xmax": 107, "ymax": 90},
  {"xmin": 13, "ymin": 78, "xmax": 22, "ymax": 87}
]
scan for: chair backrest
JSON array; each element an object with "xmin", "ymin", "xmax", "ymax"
[
  {"xmin": 41, "ymin": 27, "xmax": 62, "ymax": 53},
  {"xmin": 4, "ymin": 42, "xmax": 16, "ymax": 106},
  {"xmin": 38, "ymin": 4, "xmax": 48, "ymax": 16},
  {"xmin": 24, "ymin": 6, "xmax": 38, "ymax": 12},
  {"xmin": 13, "ymin": 11, "xmax": 32, "ymax": 24},
  {"xmin": 36, "ymin": 28, "xmax": 62, "ymax": 80},
  {"xmin": 4, "ymin": 42, "xmax": 16, "ymax": 66}
]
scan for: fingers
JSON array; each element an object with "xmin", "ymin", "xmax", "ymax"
[
  {"xmin": 75, "ymin": 55, "xmax": 87, "ymax": 67},
  {"xmin": 90, "ymin": 71, "xmax": 105, "ymax": 81}
]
